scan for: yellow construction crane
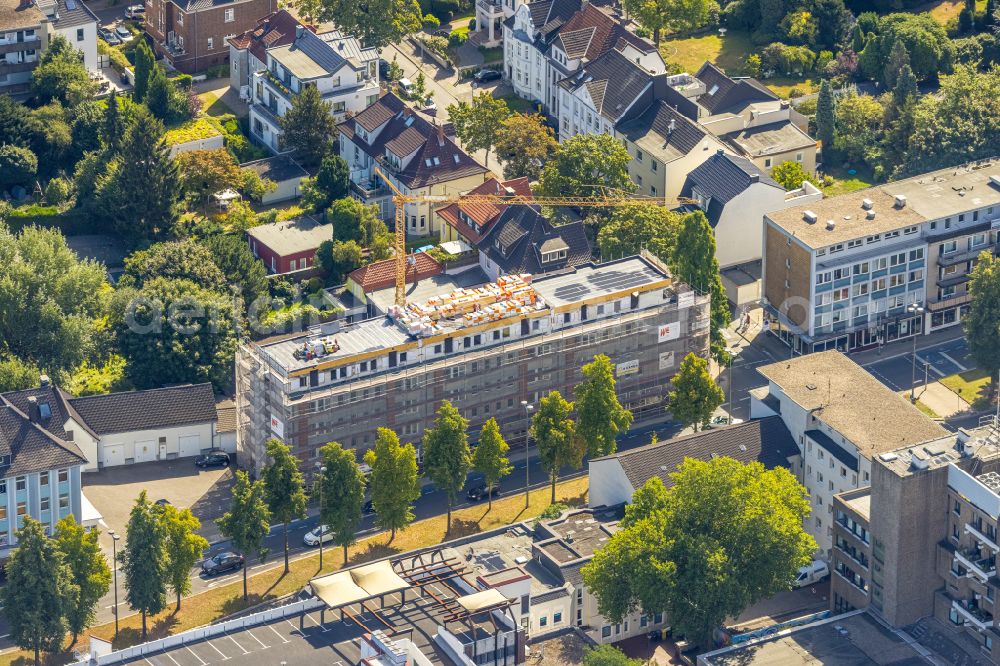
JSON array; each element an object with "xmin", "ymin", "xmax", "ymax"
[{"xmin": 371, "ymin": 166, "xmax": 696, "ymax": 306}]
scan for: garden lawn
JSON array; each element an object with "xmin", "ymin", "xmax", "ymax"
[
  {"xmin": 940, "ymin": 369, "xmax": 993, "ymax": 409},
  {"xmin": 0, "ymin": 477, "xmax": 591, "ymax": 666},
  {"xmin": 498, "ymin": 94, "xmax": 539, "ymax": 114},
  {"xmin": 917, "ymin": 0, "xmax": 987, "ymax": 25},
  {"xmin": 822, "ymin": 163, "xmax": 875, "ymax": 197},
  {"xmin": 163, "ymin": 116, "xmax": 223, "ymax": 146},
  {"xmin": 198, "ymin": 91, "xmax": 235, "ymax": 117},
  {"xmin": 478, "ymin": 46, "xmax": 504, "ymax": 63}
]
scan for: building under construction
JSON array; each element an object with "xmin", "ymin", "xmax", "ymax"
[{"xmin": 236, "ymin": 253, "xmax": 710, "ymax": 474}]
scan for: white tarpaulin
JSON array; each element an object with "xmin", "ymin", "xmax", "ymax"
[
  {"xmin": 456, "ymin": 588, "xmax": 507, "ymax": 613},
  {"xmin": 439, "ymin": 240, "xmax": 472, "ymax": 255}
]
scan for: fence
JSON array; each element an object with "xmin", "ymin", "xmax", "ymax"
[{"xmin": 70, "ymin": 597, "xmax": 325, "ymax": 666}]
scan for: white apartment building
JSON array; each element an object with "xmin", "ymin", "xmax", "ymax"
[
  {"xmin": 751, "ymin": 351, "xmax": 948, "ymax": 558},
  {"xmin": 249, "ymin": 25, "xmax": 379, "ymax": 154}
]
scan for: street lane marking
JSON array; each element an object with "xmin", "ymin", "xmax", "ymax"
[
  {"xmin": 185, "ymin": 646, "xmax": 207, "ymax": 666},
  {"xmin": 267, "ymin": 624, "xmax": 290, "ymax": 644},
  {"xmin": 940, "ymin": 351, "xmax": 968, "ymax": 372},
  {"xmin": 143, "ymin": 659, "xmax": 155, "ymax": 666},
  {"xmin": 161, "ymin": 650, "xmax": 182, "ymax": 666},
  {"xmin": 206, "ymin": 640, "xmax": 229, "ymax": 661},
  {"xmin": 245, "ymin": 629, "xmax": 269, "ymax": 649},
  {"xmin": 916, "ymin": 354, "xmax": 946, "ymax": 377},
  {"xmin": 227, "ymin": 636, "xmax": 249, "ymax": 655}
]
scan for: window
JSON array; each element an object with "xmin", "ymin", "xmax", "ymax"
[
  {"xmin": 909, "ymin": 269, "xmax": 923, "ymax": 282},
  {"xmin": 206, "ymin": 36, "xmax": 214, "ymax": 50},
  {"xmin": 0, "ymin": 505, "xmax": 5, "ymax": 520},
  {"xmin": 866, "ymin": 234, "xmax": 881, "ymax": 244},
  {"xmin": 829, "ymin": 243, "xmax": 844, "ymax": 253},
  {"xmin": 602, "ymin": 626, "xmax": 611, "ymax": 638},
  {"xmin": 15, "ymin": 477, "xmax": 25, "ymax": 492},
  {"xmin": 177, "ymin": 12, "xmax": 183, "ymax": 25},
  {"xmin": 847, "ymin": 239, "xmax": 862, "ymax": 249},
  {"xmin": 890, "ymin": 252, "xmax": 906, "ymax": 266},
  {"xmin": 553, "ymin": 612, "xmax": 562, "ymax": 623},
  {"xmin": 903, "ymin": 226, "xmax": 918, "ymax": 235},
  {"xmin": 40, "ymin": 496, "xmax": 49, "ymax": 512},
  {"xmin": 539, "ymin": 616, "xmax": 548, "ymax": 627},
  {"xmin": 884, "ymin": 230, "xmax": 900, "ymax": 239},
  {"xmin": 39, "ymin": 474, "xmax": 48, "ymax": 486},
  {"xmin": 0, "ymin": 480, "xmax": 6, "ymax": 494},
  {"xmin": 59, "ymin": 493, "xmax": 70, "ymax": 509},
  {"xmin": 971, "ymin": 233, "xmax": 987, "ymax": 248},
  {"xmin": 16, "ymin": 501, "xmax": 26, "ymax": 516},
  {"xmin": 852, "ymin": 262, "xmax": 869, "ymax": 275},
  {"xmin": 764, "ymin": 157, "xmax": 772, "ymax": 168},
  {"xmin": 635, "ymin": 149, "xmax": 643, "ymax": 162},
  {"xmin": 940, "ymin": 240, "xmax": 957, "ymax": 254},
  {"xmin": 909, "ymin": 248, "xmax": 923, "ymax": 261},
  {"xmin": 650, "ymin": 160, "xmax": 658, "ymax": 172},
  {"xmin": 224, "ymin": 7, "xmax": 234, "ymax": 21},
  {"xmin": 796, "ymin": 152, "xmax": 803, "ymax": 162},
  {"xmin": 76, "ymin": 28, "xmax": 84, "ymax": 41}
]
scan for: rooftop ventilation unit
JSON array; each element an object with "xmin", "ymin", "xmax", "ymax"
[
  {"xmin": 866, "ymin": 210, "xmax": 876, "ymax": 220},
  {"xmin": 990, "ymin": 174, "xmax": 1000, "ymax": 189},
  {"xmin": 910, "ymin": 450, "xmax": 929, "ymax": 470},
  {"xmin": 826, "ymin": 220, "xmax": 836, "ymax": 230},
  {"xmin": 878, "ymin": 452, "xmax": 899, "ymax": 463},
  {"xmin": 861, "ymin": 198, "xmax": 873, "ymax": 210},
  {"xmin": 894, "ymin": 194, "xmax": 907, "ymax": 208},
  {"xmin": 803, "ymin": 210, "xmax": 817, "ymax": 223}
]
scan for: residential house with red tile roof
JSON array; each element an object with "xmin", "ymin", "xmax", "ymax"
[
  {"xmin": 435, "ymin": 176, "xmax": 532, "ymax": 245},
  {"xmin": 338, "ymin": 92, "xmax": 491, "ymax": 238},
  {"xmin": 227, "ymin": 9, "xmax": 313, "ymax": 91},
  {"xmin": 345, "ymin": 252, "xmax": 444, "ymax": 306}
]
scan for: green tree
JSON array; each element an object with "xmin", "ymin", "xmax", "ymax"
[
  {"xmin": 54, "ymin": 516, "xmax": 111, "ymax": 644},
  {"xmin": 472, "ymin": 418, "xmax": 512, "ymax": 510},
  {"xmin": 122, "ymin": 491, "xmax": 168, "ymax": 639},
  {"xmin": 538, "ymin": 133, "xmax": 636, "ymax": 201},
  {"xmin": 851, "ymin": 24, "xmax": 867, "ymax": 53},
  {"xmin": 302, "ymin": 154, "xmax": 350, "ymax": 213},
  {"xmin": 0, "ymin": 223, "xmax": 109, "ymax": 375},
  {"xmin": 446, "ymin": 93, "xmax": 509, "ymax": 165},
  {"xmin": 891, "ymin": 61, "xmax": 919, "ymax": 112},
  {"xmin": 317, "ymin": 441, "xmax": 367, "ymax": 562},
  {"xmin": 583, "ymin": 644, "xmax": 645, "ymax": 666},
  {"xmin": 965, "ymin": 252, "xmax": 1000, "ymax": 378},
  {"xmin": 4, "ymin": 517, "xmax": 75, "ymax": 666},
  {"xmin": 495, "ymin": 113, "xmax": 557, "ymax": 181},
  {"xmin": 102, "ymin": 108, "xmax": 180, "ymax": 242},
  {"xmin": 327, "ymin": 197, "xmax": 392, "ymax": 252},
  {"xmin": 316, "ymin": 239, "xmax": 364, "ymax": 281},
  {"xmin": 279, "ymin": 84, "xmax": 336, "ymax": 168},
  {"xmin": 883, "ymin": 38, "xmax": 910, "ymax": 90},
  {"xmin": 145, "ymin": 67, "xmax": 171, "ymax": 120},
  {"xmin": 174, "ymin": 148, "xmax": 244, "ymax": 209},
  {"xmin": 262, "ymin": 439, "xmax": 308, "ymax": 573},
  {"xmin": 104, "ymin": 89, "xmax": 126, "ymax": 153},
  {"xmin": 669, "ymin": 211, "xmax": 730, "ymax": 361},
  {"xmin": 111, "ymin": 277, "xmax": 238, "ymax": 390},
  {"xmin": 0, "ymin": 355, "xmax": 41, "ymax": 392},
  {"xmin": 217, "ymin": 471, "xmax": 271, "ymax": 601},
  {"xmin": 365, "ymin": 428, "xmax": 421, "ymax": 540},
  {"xmin": 119, "ymin": 239, "xmax": 228, "ymax": 291},
  {"xmin": 31, "ymin": 36, "xmax": 94, "ymax": 107},
  {"xmin": 532, "ymin": 390, "xmax": 582, "ymax": 503},
  {"xmin": 422, "ymin": 400, "xmax": 472, "ymax": 533},
  {"xmin": 204, "ymin": 234, "xmax": 270, "ymax": 312},
  {"xmin": 0, "ymin": 144, "xmax": 37, "ymax": 188},
  {"xmin": 159, "ymin": 505, "xmax": 209, "ymax": 610},
  {"xmin": 596, "ymin": 202, "xmax": 681, "ymax": 264},
  {"xmin": 317, "ymin": 0, "xmax": 421, "ymax": 47},
  {"xmin": 815, "ymin": 79, "xmax": 835, "ymax": 151},
  {"xmin": 770, "ymin": 161, "xmax": 818, "ymax": 190},
  {"xmin": 70, "ymin": 100, "xmax": 105, "ymax": 159},
  {"xmin": 574, "ymin": 354, "xmax": 633, "ymax": 458},
  {"xmin": 621, "ymin": 0, "xmax": 708, "ymax": 44},
  {"xmin": 668, "ymin": 352, "xmax": 724, "ymax": 431},
  {"xmin": 858, "ymin": 13, "xmax": 954, "ymax": 83},
  {"xmin": 29, "ymin": 102, "xmax": 72, "ymax": 175},
  {"xmin": 581, "ymin": 458, "xmax": 816, "ymax": 648},
  {"xmin": 833, "ymin": 91, "xmax": 884, "ymax": 163},
  {"xmin": 133, "ymin": 40, "xmax": 155, "ymax": 102}
]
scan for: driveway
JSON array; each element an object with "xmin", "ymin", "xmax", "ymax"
[{"xmin": 83, "ymin": 459, "xmax": 234, "ymax": 547}]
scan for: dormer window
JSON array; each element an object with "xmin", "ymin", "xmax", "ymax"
[{"xmin": 708, "ymin": 84, "xmax": 719, "ymax": 95}]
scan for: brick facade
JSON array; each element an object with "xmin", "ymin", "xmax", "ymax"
[{"xmin": 144, "ymin": 0, "xmax": 274, "ymax": 73}]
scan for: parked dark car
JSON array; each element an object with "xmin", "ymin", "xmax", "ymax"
[
  {"xmin": 466, "ymin": 483, "xmax": 501, "ymax": 501},
  {"xmin": 99, "ymin": 28, "xmax": 122, "ymax": 45},
  {"xmin": 473, "ymin": 69, "xmax": 502, "ymax": 83},
  {"xmin": 363, "ymin": 500, "xmax": 374, "ymax": 515},
  {"xmin": 195, "ymin": 451, "xmax": 230, "ymax": 468},
  {"xmin": 202, "ymin": 552, "xmax": 244, "ymax": 576},
  {"xmin": 432, "ymin": 28, "xmax": 450, "ymax": 38},
  {"xmin": 154, "ymin": 498, "xmax": 171, "ymax": 506},
  {"xmin": 378, "ymin": 58, "xmax": 390, "ymax": 78}
]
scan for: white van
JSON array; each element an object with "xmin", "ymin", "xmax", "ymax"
[
  {"xmin": 398, "ymin": 78, "xmax": 414, "ymax": 96},
  {"xmin": 793, "ymin": 560, "xmax": 829, "ymax": 588}
]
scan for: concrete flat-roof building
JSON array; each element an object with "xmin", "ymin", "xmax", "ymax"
[
  {"xmin": 236, "ymin": 253, "xmax": 710, "ymax": 475},
  {"xmin": 763, "ymin": 158, "xmax": 1000, "ymax": 354}
]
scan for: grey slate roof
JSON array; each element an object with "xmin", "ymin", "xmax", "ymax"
[
  {"xmin": 558, "ymin": 48, "xmax": 652, "ymax": 123},
  {"xmin": 805, "ymin": 429, "xmax": 859, "ymax": 472},
  {"xmin": 53, "ymin": 0, "xmax": 98, "ymax": 30},
  {"xmin": 681, "ymin": 150, "xmax": 782, "ymax": 226},
  {"xmin": 592, "ymin": 416, "xmax": 798, "ymax": 492},
  {"xmin": 67, "ymin": 384, "xmax": 217, "ymax": 435},
  {"xmin": 694, "ymin": 62, "xmax": 778, "ymax": 116},
  {"xmin": 615, "ymin": 98, "xmax": 708, "ymax": 162},
  {"xmin": 478, "ymin": 206, "xmax": 591, "ymax": 276},
  {"xmin": 0, "ymin": 400, "xmax": 88, "ymax": 476},
  {"xmin": 241, "ymin": 154, "xmax": 308, "ymax": 183}
]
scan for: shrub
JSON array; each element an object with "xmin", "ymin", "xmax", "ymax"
[
  {"xmin": 44, "ymin": 177, "xmax": 72, "ymax": 206},
  {"xmin": 448, "ymin": 30, "xmax": 468, "ymax": 47},
  {"xmin": 539, "ymin": 503, "xmax": 568, "ymax": 521},
  {"xmin": 423, "ymin": 13, "xmax": 440, "ymax": 28},
  {"xmin": 760, "ymin": 42, "xmax": 816, "ymax": 76},
  {"xmin": 745, "ymin": 53, "xmax": 762, "ymax": 78},
  {"xmin": 816, "ymin": 50, "xmax": 834, "ymax": 71},
  {"xmin": 468, "ymin": 18, "xmax": 476, "ymax": 30},
  {"xmin": 789, "ymin": 87, "xmax": 805, "ymax": 98},
  {"xmin": 422, "ymin": 35, "xmax": 450, "ymax": 56},
  {"xmin": 305, "ymin": 277, "xmax": 325, "ymax": 294},
  {"xmin": 173, "ymin": 73, "xmax": 193, "ymax": 89}
]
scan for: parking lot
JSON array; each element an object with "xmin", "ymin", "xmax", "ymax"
[
  {"xmin": 861, "ymin": 335, "xmax": 973, "ymax": 393},
  {"xmin": 120, "ymin": 609, "xmax": 378, "ymax": 666},
  {"xmin": 84, "ymin": 459, "xmax": 233, "ymax": 547}
]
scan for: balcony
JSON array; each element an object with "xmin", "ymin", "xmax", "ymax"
[
  {"xmin": 0, "ymin": 38, "xmax": 40, "ymax": 54},
  {"xmin": 953, "ymin": 598, "xmax": 994, "ymax": 631},
  {"xmin": 938, "ymin": 242, "xmax": 999, "ymax": 267},
  {"xmin": 350, "ymin": 180, "xmax": 391, "ymax": 201},
  {"xmin": 477, "ymin": 0, "xmax": 503, "ymax": 14},
  {"xmin": 955, "ymin": 546, "xmax": 997, "ymax": 582},
  {"xmin": 967, "ymin": 523, "xmax": 1000, "ymax": 552}
]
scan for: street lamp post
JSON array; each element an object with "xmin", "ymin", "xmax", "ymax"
[
  {"xmin": 110, "ymin": 530, "xmax": 120, "ymax": 642},
  {"xmin": 908, "ymin": 304, "xmax": 925, "ymax": 402},
  {"xmin": 318, "ymin": 465, "xmax": 327, "ymax": 570},
  {"xmin": 521, "ymin": 400, "xmax": 533, "ymax": 509}
]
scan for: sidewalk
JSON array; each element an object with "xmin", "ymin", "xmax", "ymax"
[
  {"xmin": 908, "ymin": 382, "xmax": 971, "ymax": 419},
  {"xmin": 848, "ymin": 327, "xmax": 967, "ymax": 367}
]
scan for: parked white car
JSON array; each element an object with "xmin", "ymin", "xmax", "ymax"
[
  {"xmin": 792, "ymin": 560, "xmax": 830, "ymax": 588},
  {"xmin": 303, "ymin": 525, "xmax": 334, "ymax": 546}
]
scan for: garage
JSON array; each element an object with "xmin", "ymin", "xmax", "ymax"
[
  {"xmin": 134, "ymin": 440, "xmax": 156, "ymax": 463},
  {"xmin": 177, "ymin": 434, "xmax": 202, "ymax": 458},
  {"xmin": 102, "ymin": 444, "xmax": 125, "ymax": 467}
]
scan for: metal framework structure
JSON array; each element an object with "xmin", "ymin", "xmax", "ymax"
[{"xmin": 370, "ymin": 165, "xmax": 696, "ymax": 307}]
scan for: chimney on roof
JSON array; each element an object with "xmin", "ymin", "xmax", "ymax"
[
  {"xmin": 716, "ymin": 148, "xmax": 724, "ymax": 157},
  {"xmin": 436, "ymin": 122, "xmax": 445, "ymax": 146},
  {"xmin": 668, "ymin": 118, "xmax": 676, "ymax": 134},
  {"xmin": 295, "ymin": 24, "xmax": 304, "ymax": 39},
  {"xmin": 39, "ymin": 374, "xmax": 50, "ymax": 388},
  {"xmin": 749, "ymin": 173, "xmax": 759, "ymax": 183},
  {"xmin": 262, "ymin": 18, "xmax": 270, "ymax": 32},
  {"xmin": 26, "ymin": 396, "xmax": 38, "ymax": 422}
]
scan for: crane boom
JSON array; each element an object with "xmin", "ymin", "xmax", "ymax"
[{"xmin": 370, "ymin": 166, "xmax": 696, "ymax": 306}]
